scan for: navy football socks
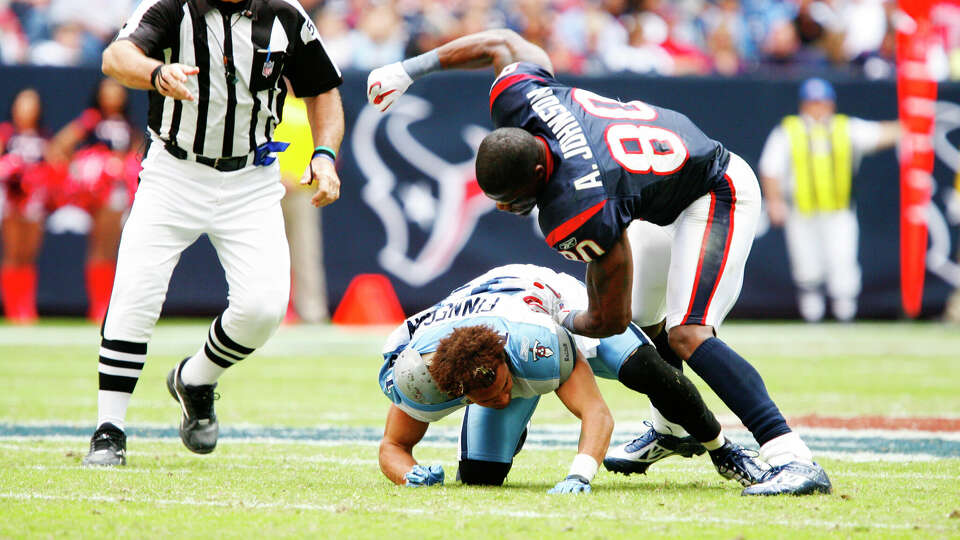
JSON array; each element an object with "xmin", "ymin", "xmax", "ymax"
[{"xmin": 685, "ymin": 337, "xmax": 792, "ymax": 446}]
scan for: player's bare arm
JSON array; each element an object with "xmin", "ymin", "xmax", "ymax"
[
  {"xmin": 565, "ymin": 234, "xmax": 634, "ymax": 338},
  {"xmin": 301, "ymin": 88, "xmax": 344, "ymax": 208},
  {"xmin": 379, "ymin": 404, "xmax": 429, "ymax": 486},
  {"xmin": 432, "ymin": 29, "xmax": 553, "ymax": 75},
  {"xmin": 102, "ymin": 40, "xmax": 197, "ymax": 101},
  {"xmin": 367, "ymin": 29, "xmax": 552, "ymax": 112},
  {"xmin": 554, "ymin": 353, "xmax": 614, "ymax": 467},
  {"xmin": 546, "ymin": 351, "xmax": 612, "ymax": 493}
]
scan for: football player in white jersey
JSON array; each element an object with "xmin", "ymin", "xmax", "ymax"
[{"xmin": 378, "ymin": 265, "xmax": 765, "ymax": 493}]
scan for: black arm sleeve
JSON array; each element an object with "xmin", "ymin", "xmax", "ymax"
[
  {"xmin": 284, "ymin": 13, "xmax": 342, "ymax": 97},
  {"xmin": 115, "ymin": 0, "xmax": 181, "ymax": 58}
]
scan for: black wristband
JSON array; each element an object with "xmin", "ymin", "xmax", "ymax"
[{"xmin": 150, "ymin": 64, "xmax": 164, "ymax": 91}]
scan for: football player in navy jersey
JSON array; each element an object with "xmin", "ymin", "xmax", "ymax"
[{"xmin": 367, "ymin": 29, "xmax": 831, "ymax": 496}]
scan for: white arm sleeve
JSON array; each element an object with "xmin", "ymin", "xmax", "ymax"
[
  {"xmin": 758, "ymin": 126, "xmax": 790, "ymax": 182},
  {"xmin": 848, "ymin": 117, "xmax": 883, "ymax": 155}
]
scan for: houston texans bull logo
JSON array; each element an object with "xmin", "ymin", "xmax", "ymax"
[
  {"xmin": 351, "ymin": 95, "xmax": 495, "ymax": 286},
  {"xmin": 926, "ymin": 100, "xmax": 960, "ymax": 289}
]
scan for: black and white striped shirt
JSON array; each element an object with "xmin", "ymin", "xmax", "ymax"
[{"xmin": 117, "ymin": 0, "xmax": 341, "ymax": 159}]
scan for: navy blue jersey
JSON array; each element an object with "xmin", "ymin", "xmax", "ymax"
[{"xmin": 489, "ymin": 62, "xmax": 730, "ymax": 262}]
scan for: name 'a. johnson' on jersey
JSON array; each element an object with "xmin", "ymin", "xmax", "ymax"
[{"xmin": 489, "ymin": 62, "xmax": 731, "ymax": 263}]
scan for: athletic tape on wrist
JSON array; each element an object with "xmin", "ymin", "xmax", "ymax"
[
  {"xmin": 567, "ymin": 453, "xmax": 598, "ymax": 482},
  {"xmin": 561, "ymin": 310, "xmax": 581, "ymax": 333},
  {"xmin": 401, "ymin": 50, "xmax": 440, "ymax": 80}
]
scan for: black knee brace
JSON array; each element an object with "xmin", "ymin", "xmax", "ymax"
[
  {"xmin": 652, "ymin": 328, "xmax": 684, "ymax": 371},
  {"xmin": 617, "ymin": 345, "xmax": 721, "ymax": 442},
  {"xmin": 456, "ymin": 427, "xmax": 527, "ymax": 485},
  {"xmin": 457, "ymin": 459, "xmax": 513, "ymax": 486}
]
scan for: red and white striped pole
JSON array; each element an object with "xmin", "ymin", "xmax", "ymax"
[{"xmin": 896, "ymin": 0, "xmax": 937, "ymax": 318}]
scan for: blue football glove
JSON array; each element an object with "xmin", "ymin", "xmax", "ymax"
[
  {"xmin": 404, "ymin": 464, "xmax": 444, "ymax": 487},
  {"xmin": 548, "ymin": 474, "xmax": 591, "ymax": 494}
]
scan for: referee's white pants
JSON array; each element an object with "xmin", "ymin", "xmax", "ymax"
[
  {"xmin": 102, "ymin": 144, "xmax": 290, "ymax": 349},
  {"xmin": 783, "ymin": 208, "xmax": 861, "ymax": 322},
  {"xmin": 628, "ymin": 152, "xmax": 762, "ymax": 330}
]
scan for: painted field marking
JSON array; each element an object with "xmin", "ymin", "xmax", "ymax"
[
  {"xmin": 2, "ymin": 423, "xmax": 958, "ymax": 459},
  {"xmin": 0, "ymin": 491, "xmax": 950, "ymax": 532},
  {"xmin": 7, "ymin": 461, "xmax": 958, "ymax": 481}
]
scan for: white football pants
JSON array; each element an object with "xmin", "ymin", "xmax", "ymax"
[
  {"xmin": 102, "ymin": 143, "xmax": 290, "ymax": 349},
  {"xmin": 627, "ymin": 151, "xmax": 762, "ymax": 330}
]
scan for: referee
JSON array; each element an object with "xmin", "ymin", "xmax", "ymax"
[{"xmin": 83, "ymin": 0, "xmax": 343, "ymax": 466}]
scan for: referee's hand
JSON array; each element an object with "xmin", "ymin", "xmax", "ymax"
[
  {"xmin": 155, "ymin": 64, "xmax": 199, "ymax": 101},
  {"xmin": 302, "ymin": 156, "xmax": 341, "ymax": 207}
]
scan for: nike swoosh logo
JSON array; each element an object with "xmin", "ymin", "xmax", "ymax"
[{"xmin": 373, "ymin": 89, "xmax": 396, "ymax": 105}]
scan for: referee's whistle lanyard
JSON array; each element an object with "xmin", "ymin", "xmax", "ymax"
[
  {"xmin": 252, "ymin": 50, "xmax": 289, "ymax": 165},
  {"xmin": 210, "ymin": 9, "xmax": 289, "ymax": 167}
]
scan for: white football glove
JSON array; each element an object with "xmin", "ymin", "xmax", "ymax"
[
  {"xmin": 367, "ymin": 62, "xmax": 414, "ymax": 113},
  {"xmin": 522, "ymin": 281, "xmax": 564, "ymax": 319}
]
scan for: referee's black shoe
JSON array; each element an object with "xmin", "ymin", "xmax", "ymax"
[
  {"xmin": 81, "ymin": 422, "xmax": 126, "ymax": 467},
  {"xmin": 166, "ymin": 358, "xmax": 219, "ymax": 454}
]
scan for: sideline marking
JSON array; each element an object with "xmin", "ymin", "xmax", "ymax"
[{"xmin": 2, "ymin": 423, "xmax": 958, "ymax": 459}]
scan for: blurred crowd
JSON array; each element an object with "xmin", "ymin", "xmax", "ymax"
[{"xmin": 3, "ymin": 0, "xmax": 960, "ymax": 79}]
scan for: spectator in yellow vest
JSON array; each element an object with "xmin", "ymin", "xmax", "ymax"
[
  {"xmin": 759, "ymin": 78, "xmax": 899, "ymax": 322},
  {"xmin": 275, "ymin": 93, "xmax": 330, "ymax": 323}
]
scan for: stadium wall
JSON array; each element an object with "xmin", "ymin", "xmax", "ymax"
[{"xmin": 2, "ymin": 67, "xmax": 959, "ymax": 319}]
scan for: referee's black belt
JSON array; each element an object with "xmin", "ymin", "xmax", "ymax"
[{"xmin": 163, "ymin": 142, "xmax": 248, "ymax": 172}]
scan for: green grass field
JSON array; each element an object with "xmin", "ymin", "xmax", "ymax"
[{"xmin": 1, "ymin": 320, "xmax": 959, "ymax": 539}]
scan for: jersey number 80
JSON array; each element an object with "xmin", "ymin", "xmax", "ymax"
[
  {"xmin": 573, "ymin": 89, "xmax": 689, "ymax": 176},
  {"xmin": 558, "ymin": 239, "xmax": 605, "ymax": 263}
]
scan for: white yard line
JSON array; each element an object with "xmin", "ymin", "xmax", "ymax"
[
  {"xmin": 8, "ymin": 462, "xmax": 958, "ymax": 480},
  {"xmin": 0, "ymin": 492, "xmax": 945, "ymax": 532},
  {"xmin": 7, "ymin": 420, "xmax": 960, "ymax": 438}
]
